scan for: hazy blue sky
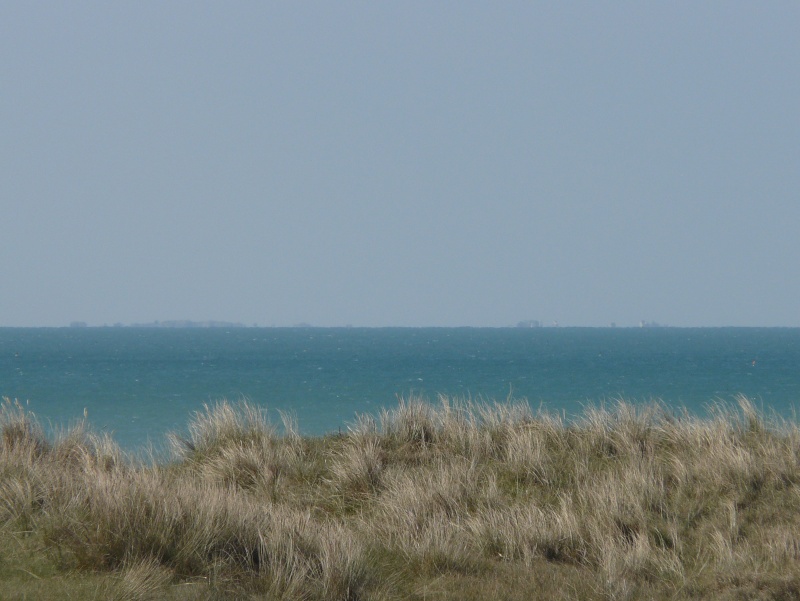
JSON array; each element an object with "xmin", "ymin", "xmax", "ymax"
[{"xmin": 2, "ymin": 2, "xmax": 798, "ymax": 327}]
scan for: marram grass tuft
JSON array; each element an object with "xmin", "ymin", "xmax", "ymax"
[{"xmin": 3, "ymin": 394, "xmax": 800, "ymax": 599}]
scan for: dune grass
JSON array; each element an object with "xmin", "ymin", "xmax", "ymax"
[{"xmin": 3, "ymin": 394, "xmax": 800, "ymax": 600}]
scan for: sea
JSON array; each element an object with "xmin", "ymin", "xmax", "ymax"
[{"xmin": 2, "ymin": 327, "xmax": 799, "ymax": 453}]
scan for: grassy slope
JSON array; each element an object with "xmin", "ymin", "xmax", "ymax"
[{"xmin": 2, "ymin": 395, "xmax": 800, "ymax": 600}]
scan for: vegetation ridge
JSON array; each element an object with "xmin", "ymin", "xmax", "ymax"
[{"xmin": 2, "ymin": 395, "xmax": 800, "ymax": 600}]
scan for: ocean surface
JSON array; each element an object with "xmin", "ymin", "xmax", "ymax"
[{"xmin": 2, "ymin": 327, "xmax": 799, "ymax": 452}]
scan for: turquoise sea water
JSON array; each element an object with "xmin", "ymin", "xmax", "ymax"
[{"xmin": 1, "ymin": 327, "xmax": 799, "ymax": 452}]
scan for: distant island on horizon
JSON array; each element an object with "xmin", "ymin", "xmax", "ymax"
[
  {"xmin": 9, "ymin": 321, "xmax": 792, "ymax": 329},
  {"xmin": 64, "ymin": 320, "xmax": 675, "ymax": 329},
  {"xmin": 70, "ymin": 320, "xmax": 251, "ymax": 329}
]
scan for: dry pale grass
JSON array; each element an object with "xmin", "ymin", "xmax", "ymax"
[{"xmin": 3, "ymin": 394, "xmax": 800, "ymax": 600}]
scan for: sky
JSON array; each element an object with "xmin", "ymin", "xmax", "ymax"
[{"xmin": 2, "ymin": 2, "xmax": 799, "ymax": 328}]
